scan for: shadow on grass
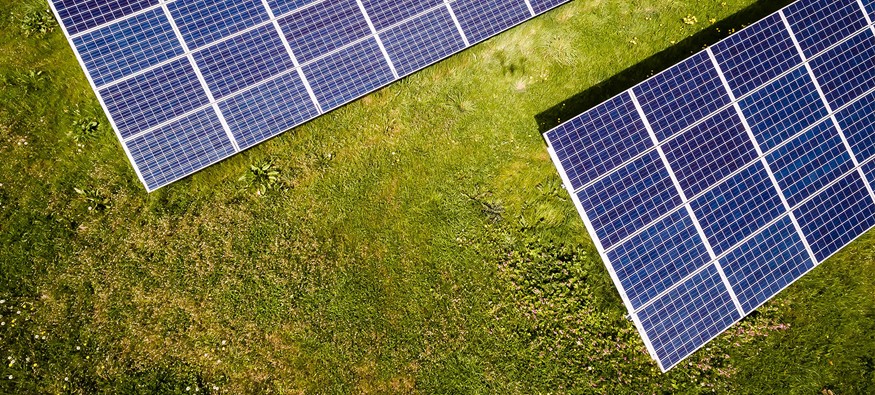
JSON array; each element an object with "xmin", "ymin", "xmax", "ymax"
[{"xmin": 535, "ymin": 0, "xmax": 796, "ymax": 134}]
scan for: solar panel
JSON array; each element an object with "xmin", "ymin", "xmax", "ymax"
[
  {"xmin": 48, "ymin": 0, "xmax": 570, "ymax": 191},
  {"xmin": 545, "ymin": 0, "xmax": 875, "ymax": 371}
]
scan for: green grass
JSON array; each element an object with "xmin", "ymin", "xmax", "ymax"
[{"xmin": 1, "ymin": 0, "xmax": 874, "ymax": 393}]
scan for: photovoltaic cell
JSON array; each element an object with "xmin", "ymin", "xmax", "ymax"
[
  {"xmin": 783, "ymin": 0, "xmax": 867, "ymax": 59},
  {"xmin": 661, "ymin": 107, "xmax": 757, "ymax": 198},
  {"xmin": 50, "ymin": 0, "xmax": 571, "ymax": 191},
  {"xmin": 168, "ymin": 0, "xmax": 270, "ymax": 50},
  {"xmin": 73, "ymin": 8, "xmax": 183, "ymax": 87},
  {"xmin": 633, "ymin": 51, "xmax": 730, "ymax": 142},
  {"xmin": 545, "ymin": 92, "xmax": 652, "ymax": 190},
  {"xmin": 380, "ymin": 8, "xmax": 467, "ymax": 77},
  {"xmin": 219, "ymin": 72, "xmax": 319, "ymax": 149},
  {"xmin": 636, "ymin": 264, "xmax": 741, "ymax": 369},
  {"xmin": 711, "ymin": 13, "xmax": 801, "ymax": 97},
  {"xmin": 451, "ymin": 0, "xmax": 532, "ymax": 44},
  {"xmin": 690, "ymin": 163, "xmax": 785, "ymax": 256},
  {"xmin": 738, "ymin": 67, "xmax": 828, "ymax": 152},
  {"xmin": 192, "ymin": 25, "xmax": 294, "ymax": 99},
  {"xmin": 277, "ymin": 0, "xmax": 372, "ymax": 63},
  {"xmin": 607, "ymin": 209, "xmax": 712, "ymax": 310},
  {"xmin": 127, "ymin": 107, "xmax": 236, "ymax": 190},
  {"xmin": 545, "ymin": 0, "xmax": 875, "ymax": 371},
  {"xmin": 578, "ymin": 150, "xmax": 682, "ymax": 250},
  {"xmin": 54, "ymin": 0, "xmax": 158, "ymax": 35},
  {"xmin": 720, "ymin": 216, "xmax": 813, "ymax": 313},
  {"xmin": 835, "ymin": 90, "xmax": 875, "ymax": 163},
  {"xmin": 808, "ymin": 30, "xmax": 875, "ymax": 110},
  {"xmin": 794, "ymin": 173, "xmax": 875, "ymax": 261},
  {"xmin": 302, "ymin": 38, "xmax": 396, "ymax": 111},
  {"xmin": 100, "ymin": 58, "xmax": 209, "ymax": 138},
  {"xmin": 766, "ymin": 119, "xmax": 854, "ymax": 207},
  {"xmin": 361, "ymin": 0, "xmax": 444, "ymax": 30}
]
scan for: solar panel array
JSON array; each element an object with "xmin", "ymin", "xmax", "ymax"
[
  {"xmin": 545, "ymin": 0, "xmax": 875, "ymax": 371},
  {"xmin": 48, "ymin": 0, "xmax": 570, "ymax": 191}
]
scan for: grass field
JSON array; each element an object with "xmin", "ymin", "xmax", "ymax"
[{"xmin": 1, "ymin": 0, "xmax": 875, "ymax": 393}]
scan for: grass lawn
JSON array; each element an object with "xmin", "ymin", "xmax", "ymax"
[{"xmin": 1, "ymin": 0, "xmax": 874, "ymax": 393}]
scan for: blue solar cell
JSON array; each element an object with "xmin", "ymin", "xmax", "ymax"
[
  {"xmin": 721, "ymin": 216, "xmax": 813, "ymax": 313},
  {"xmin": 73, "ymin": 8, "xmax": 183, "ymax": 87},
  {"xmin": 794, "ymin": 172, "xmax": 875, "ymax": 261},
  {"xmin": 633, "ymin": 51, "xmax": 730, "ymax": 142},
  {"xmin": 766, "ymin": 119, "xmax": 855, "ymax": 207},
  {"xmin": 302, "ymin": 38, "xmax": 395, "ymax": 111},
  {"xmin": 268, "ymin": 0, "xmax": 321, "ymax": 16},
  {"xmin": 545, "ymin": 92, "xmax": 653, "ymax": 190},
  {"xmin": 739, "ymin": 67, "xmax": 828, "ymax": 152},
  {"xmin": 361, "ymin": 0, "xmax": 444, "ymax": 30},
  {"xmin": 126, "ymin": 107, "xmax": 236, "ymax": 190},
  {"xmin": 100, "ymin": 58, "xmax": 210, "ymax": 139},
  {"xmin": 53, "ymin": 0, "xmax": 157, "ymax": 35},
  {"xmin": 662, "ymin": 107, "xmax": 757, "ymax": 198},
  {"xmin": 530, "ymin": 0, "xmax": 568, "ymax": 14},
  {"xmin": 862, "ymin": 0, "xmax": 875, "ymax": 22},
  {"xmin": 690, "ymin": 163, "xmax": 785, "ymax": 256},
  {"xmin": 835, "ymin": 90, "xmax": 875, "ymax": 163},
  {"xmin": 168, "ymin": 0, "xmax": 270, "ymax": 50},
  {"xmin": 450, "ymin": 0, "xmax": 531, "ymax": 44},
  {"xmin": 783, "ymin": 0, "xmax": 868, "ymax": 59},
  {"xmin": 864, "ymin": 161, "xmax": 875, "ymax": 192},
  {"xmin": 278, "ymin": 0, "xmax": 371, "ymax": 63},
  {"xmin": 607, "ymin": 209, "xmax": 712, "ymax": 310},
  {"xmin": 636, "ymin": 264, "xmax": 741, "ymax": 370},
  {"xmin": 711, "ymin": 13, "xmax": 802, "ymax": 97},
  {"xmin": 809, "ymin": 30, "xmax": 875, "ymax": 111},
  {"xmin": 193, "ymin": 25, "xmax": 295, "ymax": 100},
  {"xmin": 380, "ymin": 7, "xmax": 467, "ymax": 77},
  {"xmin": 578, "ymin": 150, "xmax": 682, "ymax": 250},
  {"xmin": 219, "ymin": 72, "xmax": 320, "ymax": 150}
]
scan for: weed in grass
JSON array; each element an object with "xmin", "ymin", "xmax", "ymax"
[
  {"xmin": 16, "ymin": 8, "xmax": 55, "ymax": 38},
  {"xmin": 68, "ymin": 111, "xmax": 101, "ymax": 149},
  {"xmin": 239, "ymin": 160, "xmax": 288, "ymax": 196},
  {"xmin": 445, "ymin": 91, "xmax": 475, "ymax": 113},
  {"xmin": 74, "ymin": 186, "xmax": 110, "ymax": 212}
]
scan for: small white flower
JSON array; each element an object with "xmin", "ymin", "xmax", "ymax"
[
  {"xmin": 213, "ymin": 386, "xmax": 219, "ymax": 391},
  {"xmin": 16, "ymin": 311, "xmax": 20, "ymax": 314},
  {"xmin": 0, "ymin": 299, "xmax": 5, "ymax": 304},
  {"xmin": 186, "ymin": 386, "xmax": 191, "ymax": 391},
  {"xmin": 0, "ymin": 322, "xmax": 4, "ymax": 326},
  {"xmin": 64, "ymin": 377, "xmax": 69, "ymax": 382},
  {"xmin": 7, "ymin": 375, "xmax": 11, "ymax": 380},
  {"xmin": 76, "ymin": 346, "xmax": 81, "ymax": 351},
  {"xmin": 221, "ymin": 340, "xmax": 226, "ymax": 345}
]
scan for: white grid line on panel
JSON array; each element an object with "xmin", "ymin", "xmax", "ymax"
[
  {"xmin": 116, "ymin": 1, "xmax": 459, "ymax": 143},
  {"xmin": 159, "ymin": 1, "xmax": 240, "ymax": 152},
  {"xmin": 46, "ymin": 0, "xmax": 149, "ymax": 189},
  {"xmin": 601, "ymin": 80, "xmax": 875, "ymax": 256},
  {"xmin": 630, "ymin": 149, "xmax": 875, "ymax": 316},
  {"xmin": 69, "ymin": 2, "xmax": 166, "ymax": 39},
  {"xmin": 706, "ymin": 48, "xmax": 818, "ymax": 266},
  {"xmin": 523, "ymin": 0, "xmax": 537, "ymax": 16},
  {"xmin": 355, "ymin": 0, "xmax": 400, "ymax": 79},
  {"xmin": 260, "ymin": 0, "xmax": 324, "ymax": 114},
  {"xmin": 569, "ymin": 21, "xmax": 875, "ymax": 195},
  {"xmin": 781, "ymin": 10, "xmax": 875, "ymax": 207},
  {"xmin": 858, "ymin": 0, "xmax": 875, "ymax": 25},
  {"xmin": 545, "ymin": 142, "xmax": 660, "ymax": 364},
  {"xmin": 629, "ymin": 90, "xmax": 746, "ymax": 316},
  {"xmin": 444, "ymin": 0, "xmax": 471, "ymax": 47}
]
